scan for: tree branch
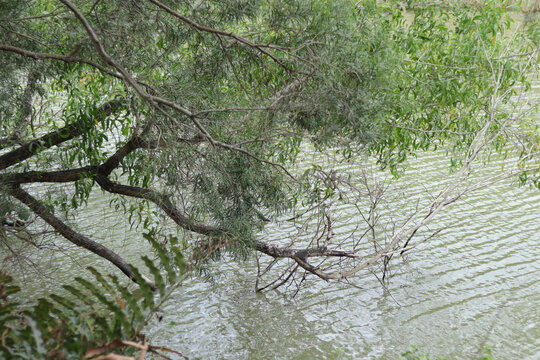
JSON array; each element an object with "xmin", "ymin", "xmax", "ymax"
[
  {"xmin": 0, "ymin": 166, "xmax": 96, "ymax": 185},
  {"xmin": 253, "ymin": 241, "xmax": 355, "ymax": 260},
  {"xmin": 58, "ymin": 0, "xmax": 153, "ymax": 102},
  {"xmin": 95, "ymin": 175, "xmax": 358, "ymax": 279},
  {"xmin": 95, "ymin": 175, "xmax": 223, "ymax": 237},
  {"xmin": 146, "ymin": 0, "xmax": 290, "ymax": 70},
  {"xmin": 0, "ymin": 100, "xmax": 122, "ymax": 171},
  {"xmin": 8, "ymin": 186, "xmax": 155, "ymax": 289},
  {"xmin": 0, "ymin": 44, "xmax": 123, "ymax": 81},
  {"xmin": 0, "ymin": 68, "xmax": 39, "ymax": 149}
]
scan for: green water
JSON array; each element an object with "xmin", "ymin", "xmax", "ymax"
[
  {"xmin": 6, "ymin": 144, "xmax": 540, "ymax": 359},
  {"xmin": 3, "ymin": 49, "xmax": 540, "ymax": 360}
]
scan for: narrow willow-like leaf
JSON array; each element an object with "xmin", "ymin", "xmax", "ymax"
[{"xmin": 74, "ymin": 277, "xmax": 106, "ymax": 299}]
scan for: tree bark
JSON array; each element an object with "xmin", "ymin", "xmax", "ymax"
[
  {"xmin": 0, "ymin": 100, "xmax": 122, "ymax": 171},
  {"xmin": 9, "ymin": 186, "xmax": 155, "ymax": 290}
]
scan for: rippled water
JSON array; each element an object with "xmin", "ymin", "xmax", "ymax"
[
  {"xmin": 4, "ymin": 66, "xmax": 539, "ymax": 360},
  {"xmin": 144, "ymin": 148, "xmax": 540, "ymax": 360},
  {"xmin": 5, "ymin": 131, "xmax": 540, "ymax": 359}
]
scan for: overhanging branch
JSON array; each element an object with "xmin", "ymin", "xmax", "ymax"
[
  {"xmin": 95, "ymin": 175, "xmax": 222, "ymax": 236},
  {"xmin": 0, "ymin": 100, "xmax": 122, "ymax": 171},
  {"xmin": 95, "ymin": 175, "xmax": 358, "ymax": 280},
  {"xmin": 8, "ymin": 186, "xmax": 155, "ymax": 289},
  {"xmin": 147, "ymin": 0, "xmax": 290, "ymax": 70}
]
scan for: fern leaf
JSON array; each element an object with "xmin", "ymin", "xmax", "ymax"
[
  {"xmin": 171, "ymin": 247, "xmax": 186, "ymax": 275},
  {"xmin": 74, "ymin": 277, "xmax": 131, "ymax": 333},
  {"xmin": 62, "ymin": 284, "xmax": 94, "ymax": 307},
  {"xmin": 108, "ymin": 275, "xmax": 144, "ymax": 325},
  {"xmin": 142, "ymin": 256, "xmax": 165, "ymax": 297},
  {"xmin": 126, "ymin": 267, "xmax": 155, "ymax": 309},
  {"xmin": 87, "ymin": 266, "xmax": 115, "ymax": 295},
  {"xmin": 50, "ymin": 294, "xmax": 77, "ymax": 312},
  {"xmin": 62, "ymin": 283, "xmax": 114, "ymax": 337},
  {"xmin": 143, "ymin": 232, "xmax": 176, "ymax": 284}
]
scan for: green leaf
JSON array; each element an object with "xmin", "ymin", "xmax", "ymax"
[
  {"xmin": 143, "ymin": 232, "xmax": 176, "ymax": 283},
  {"xmin": 109, "ymin": 274, "xmax": 144, "ymax": 324},
  {"xmin": 74, "ymin": 277, "xmax": 130, "ymax": 332},
  {"xmin": 142, "ymin": 256, "xmax": 165, "ymax": 297},
  {"xmin": 87, "ymin": 266, "xmax": 115, "ymax": 295},
  {"xmin": 128, "ymin": 267, "xmax": 155, "ymax": 309},
  {"xmin": 62, "ymin": 284, "xmax": 94, "ymax": 307},
  {"xmin": 171, "ymin": 247, "xmax": 186, "ymax": 275},
  {"xmin": 50, "ymin": 294, "xmax": 77, "ymax": 312}
]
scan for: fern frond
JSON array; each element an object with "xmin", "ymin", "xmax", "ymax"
[{"xmin": 0, "ymin": 235, "xmax": 189, "ymax": 358}]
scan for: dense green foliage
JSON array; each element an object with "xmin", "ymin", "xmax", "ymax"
[
  {"xmin": 0, "ymin": 0, "xmax": 537, "ymax": 241},
  {"xmin": 0, "ymin": 233, "xmax": 187, "ymax": 359},
  {"xmin": 0, "ymin": 0, "xmax": 538, "ymax": 357}
]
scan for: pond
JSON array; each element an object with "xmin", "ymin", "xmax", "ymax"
[
  {"xmin": 6, "ymin": 140, "xmax": 540, "ymax": 360},
  {"xmin": 143, "ymin": 148, "xmax": 540, "ymax": 360},
  {"xmin": 3, "ymin": 50, "xmax": 539, "ymax": 360}
]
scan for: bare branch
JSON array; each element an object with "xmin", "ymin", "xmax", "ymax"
[
  {"xmin": 0, "ymin": 8, "xmax": 67, "ymax": 22},
  {"xmin": 0, "ymin": 44, "xmax": 125, "ymax": 82}
]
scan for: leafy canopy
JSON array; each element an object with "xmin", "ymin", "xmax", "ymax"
[{"xmin": 0, "ymin": 0, "xmax": 538, "ymax": 357}]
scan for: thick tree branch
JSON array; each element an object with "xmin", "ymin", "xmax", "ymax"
[
  {"xmin": 0, "ymin": 135, "xmax": 156, "ymax": 186},
  {"xmin": 95, "ymin": 175, "xmax": 356, "ymax": 276},
  {"xmin": 99, "ymin": 136, "xmax": 153, "ymax": 176},
  {"xmin": 8, "ymin": 186, "xmax": 155, "ymax": 289},
  {"xmin": 95, "ymin": 175, "xmax": 222, "ymax": 236},
  {"xmin": 253, "ymin": 241, "xmax": 355, "ymax": 260},
  {"xmin": 0, "ymin": 166, "xmax": 96, "ymax": 185},
  {"xmin": 3, "ymin": 164, "xmax": 339, "ymax": 281},
  {"xmin": 19, "ymin": 1, "xmax": 304, "ymax": 184},
  {"xmin": 0, "ymin": 100, "xmax": 122, "ymax": 171}
]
